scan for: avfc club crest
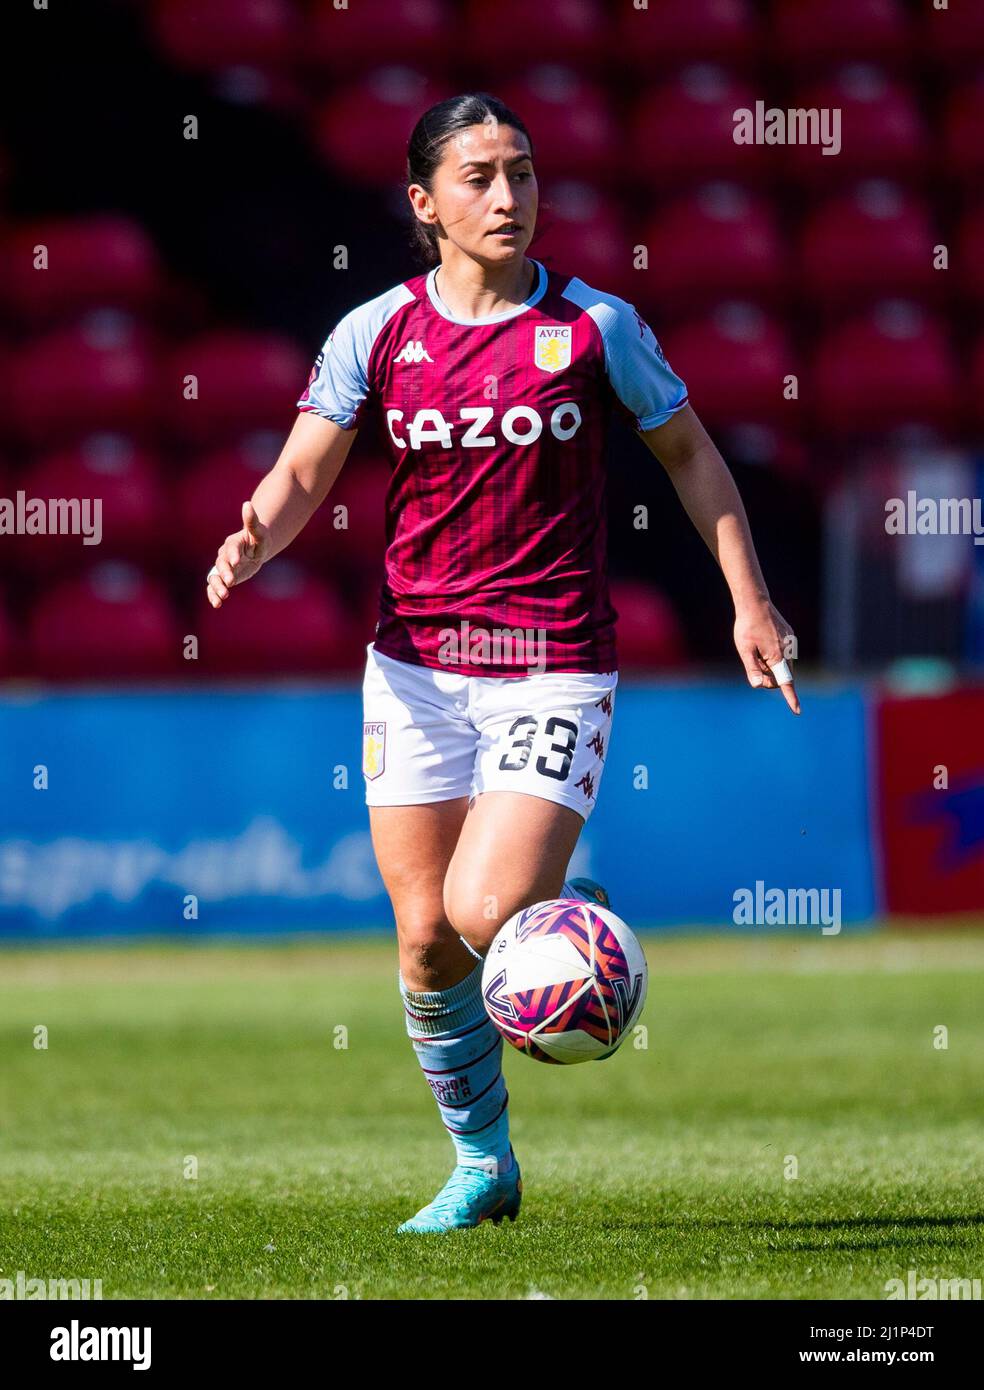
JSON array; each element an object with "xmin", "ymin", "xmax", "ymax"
[
  {"xmin": 534, "ymin": 324, "xmax": 572, "ymax": 374},
  {"xmin": 362, "ymin": 721, "xmax": 386, "ymax": 780}
]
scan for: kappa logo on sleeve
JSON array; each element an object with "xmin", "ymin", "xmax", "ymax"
[
  {"xmin": 632, "ymin": 308, "xmax": 667, "ymax": 364},
  {"xmin": 304, "ymin": 349, "xmax": 324, "ymax": 389}
]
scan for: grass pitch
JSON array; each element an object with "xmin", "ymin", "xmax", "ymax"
[{"xmin": 1, "ymin": 931, "xmax": 983, "ymax": 1300}]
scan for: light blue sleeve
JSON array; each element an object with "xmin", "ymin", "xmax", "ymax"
[
  {"xmin": 297, "ymin": 306, "xmax": 371, "ymax": 429},
  {"xmin": 600, "ymin": 298, "xmax": 689, "ymax": 430}
]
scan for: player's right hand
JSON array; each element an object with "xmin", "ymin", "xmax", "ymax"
[{"xmin": 206, "ymin": 501, "xmax": 271, "ymax": 608}]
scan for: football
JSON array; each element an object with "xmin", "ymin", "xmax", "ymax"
[{"xmin": 481, "ymin": 898, "xmax": 648, "ymax": 1064}]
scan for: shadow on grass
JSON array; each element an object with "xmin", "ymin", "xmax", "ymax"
[{"xmin": 598, "ymin": 1213, "xmax": 984, "ymax": 1233}]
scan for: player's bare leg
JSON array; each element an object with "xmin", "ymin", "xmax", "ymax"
[
  {"xmin": 369, "ymin": 800, "xmax": 522, "ymax": 1232},
  {"xmin": 368, "ymin": 799, "xmax": 473, "ymax": 992},
  {"xmin": 443, "ymin": 790, "xmax": 585, "ymax": 954}
]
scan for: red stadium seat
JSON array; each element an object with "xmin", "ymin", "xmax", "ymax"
[
  {"xmin": 811, "ymin": 302, "xmax": 961, "ymax": 435},
  {"xmin": 630, "ymin": 68, "xmax": 766, "ymax": 186},
  {"xmin": 661, "ymin": 304, "xmax": 797, "ymax": 429},
  {"xmin": 497, "ymin": 69, "xmax": 618, "ymax": 184},
  {"xmin": 531, "ymin": 182, "xmax": 636, "ymax": 300},
  {"xmin": 28, "ymin": 564, "xmax": 182, "ymax": 679},
  {"xmin": 724, "ymin": 426, "xmax": 811, "ymax": 482},
  {"xmin": 11, "ymin": 438, "xmax": 166, "ymax": 576},
  {"xmin": 151, "ymin": 0, "xmax": 298, "ymax": 71},
  {"xmin": 162, "ymin": 331, "xmax": 306, "ymax": 444},
  {"xmin": 176, "ymin": 438, "xmax": 388, "ymax": 571},
  {"xmin": 785, "ymin": 68, "xmax": 929, "ymax": 185},
  {"xmin": 0, "ymin": 342, "xmax": 10, "ymax": 434},
  {"xmin": 772, "ymin": 0, "xmax": 911, "ymax": 73},
  {"xmin": 956, "ymin": 204, "xmax": 984, "ymax": 303},
  {"xmin": 196, "ymin": 561, "xmax": 363, "ymax": 674},
  {"xmin": 464, "ymin": 0, "xmax": 607, "ymax": 69},
  {"xmin": 313, "ymin": 68, "xmax": 452, "ymax": 186},
  {"xmin": 799, "ymin": 183, "xmax": 941, "ymax": 311},
  {"xmin": 615, "ymin": 0, "xmax": 758, "ymax": 72},
  {"xmin": 969, "ymin": 337, "xmax": 984, "ymax": 427},
  {"xmin": 0, "ymin": 587, "xmax": 18, "ymax": 677},
  {"xmin": 942, "ymin": 79, "xmax": 984, "ymax": 185},
  {"xmin": 0, "ymin": 216, "xmax": 163, "ymax": 326},
  {"xmin": 308, "ymin": 0, "xmax": 456, "ymax": 74},
  {"xmin": 8, "ymin": 314, "xmax": 159, "ymax": 447},
  {"xmin": 610, "ymin": 580, "xmax": 687, "ymax": 671},
  {"xmin": 922, "ymin": 0, "xmax": 984, "ymax": 72},
  {"xmin": 0, "ymin": 461, "xmax": 15, "ymax": 674},
  {"xmin": 176, "ymin": 435, "xmax": 285, "ymax": 566},
  {"xmin": 640, "ymin": 184, "xmax": 787, "ymax": 315}
]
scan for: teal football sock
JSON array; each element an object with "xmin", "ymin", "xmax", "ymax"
[{"xmin": 399, "ymin": 961, "xmax": 513, "ymax": 1174}]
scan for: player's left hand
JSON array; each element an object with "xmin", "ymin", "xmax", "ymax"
[{"xmin": 734, "ymin": 598, "xmax": 801, "ymax": 715}]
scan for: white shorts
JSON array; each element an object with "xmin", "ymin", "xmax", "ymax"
[{"xmin": 361, "ymin": 643, "xmax": 618, "ymax": 822}]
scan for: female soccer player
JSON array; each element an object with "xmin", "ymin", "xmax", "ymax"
[{"xmin": 206, "ymin": 93, "xmax": 799, "ymax": 1233}]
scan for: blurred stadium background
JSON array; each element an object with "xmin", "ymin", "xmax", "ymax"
[
  {"xmin": 1, "ymin": 0, "xmax": 981, "ymax": 935},
  {"xmin": 2, "ymin": 0, "xmax": 983, "ymax": 1307}
]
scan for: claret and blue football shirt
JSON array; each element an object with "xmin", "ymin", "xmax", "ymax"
[{"xmin": 298, "ymin": 258, "xmax": 689, "ymax": 676}]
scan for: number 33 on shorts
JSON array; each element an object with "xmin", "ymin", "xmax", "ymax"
[
  {"xmin": 361, "ymin": 645, "xmax": 618, "ymax": 823},
  {"xmin": 473, "ymin": 675, "xmax": 617, "ymax": 819}
]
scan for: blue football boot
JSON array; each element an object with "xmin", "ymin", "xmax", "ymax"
[
  {"xmin": 561, "ymin": 877, "xmax": 613, "ymax": 910},
  {"xmin": 397, "ymin": 1152, "xmax": 522, "ymax": 1234}
]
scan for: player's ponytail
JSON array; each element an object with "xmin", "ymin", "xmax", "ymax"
[{"xmin": 406, "ymin": 93, "xmax": 533, "ymax": 266}]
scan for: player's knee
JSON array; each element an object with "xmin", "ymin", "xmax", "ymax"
[
  {"xmin": 396, "ymin": 915, "xmax": 460, "ymax": 983},
  {"xmin": 444, "ymin": 886, "xmax": 510, "ymax": 956}
]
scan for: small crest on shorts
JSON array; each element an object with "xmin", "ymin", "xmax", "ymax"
[
  {"xmin": 534, "ymin": 324, "xmax": 572, "ymax": 374},
  {"xmin": 363, "ymin": 721, "xmax": 386, "ymax": 780}
]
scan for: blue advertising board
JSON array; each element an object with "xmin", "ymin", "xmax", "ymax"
[{"xmin": 0, "ymin": 682, "xmax": 876, "ymax": 938}]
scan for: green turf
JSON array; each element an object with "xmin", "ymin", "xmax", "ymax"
[{"xmin": 1, "ymin": 931, "xmax": 983, "ymax": 1300}]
